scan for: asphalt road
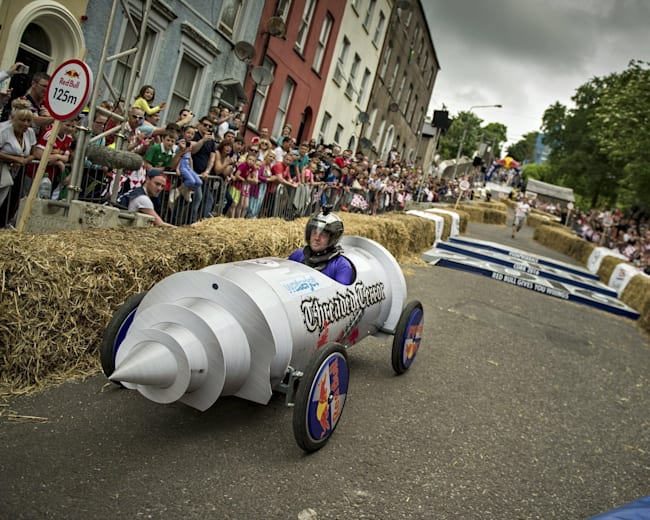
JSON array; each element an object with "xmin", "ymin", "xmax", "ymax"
[{"xmin": 2, "ymin": 220, "xmax": 649, "ymax": 520}]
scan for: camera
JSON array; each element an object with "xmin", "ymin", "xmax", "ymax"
[{"xmin": 17, "ymin": 64, "xmax": 29, "ymax": 75}]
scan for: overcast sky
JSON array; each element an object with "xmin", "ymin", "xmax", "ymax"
[{"xmin": 422, "ymin": 0, "xmax": 650, "ymax": 148}]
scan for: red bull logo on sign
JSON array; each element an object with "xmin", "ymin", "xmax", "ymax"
[{"xmin": 58, "ymin": 69, "xmax": 81, "ymax": 88}]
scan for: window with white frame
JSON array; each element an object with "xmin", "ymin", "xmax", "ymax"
[
  {"xmin": 404, "ymin": 10, "xmax": 412, "ymax": 28},
  {"xmin": 350, "ymin": 0, "xmax": 360, "ymax": 13},
  {"xmin": 345, "ymin": 53, "xmax": 361, "ymax": 98},
  {"xmin": 403, "ymin": 83, "xmax": 413, "ymax": 112},
  {"xmin": 112, "ymin": 22, "xmax": 155, "ymax": 100},
  {"xmin": 295, "ymin": 0, "xmax": 316, "ymax": 54},
  {"xmin": 376, "ymin": 119, "xmax": 386, "ymax": 151},
  {"xmin": 412, "ymin": 24, "xmax": 420, "ymax": 47},
  {"xmin": 373, "ymin": 11, "xmax": 385, "ymax": 47},
  {"xmin": 333, "ymin": 36, "xmax": 350, "ymax": 85},
  {"xmin": 218, "ymin": 0, "xmax": 243, "ymax": 39},
  {"xmin": 334, "ymin": 123, "xmax": 344, "ymax": 145},
  {"xmin": 363, "ymin": 0, "xmax": 376, "ymax": 31},
  {"xmin": 168, "ymin": 55, "xmax": 200, "ymax": 124},
  {"xmin": 357, "ymin": 68, "xmax": 371, "ymax": 106},
  {"xmin": 388, "ymin": 58, "xmax": 399, "ymax": 91},
  {"xmin": 379, "ymin": 42, "xmax": 391, "ymax": 80},
  {"xmin": 275, "ymin": 0, "xmax": 292, "ymax": 21},
  {"xmin": 319, "ymin": 111, "xmax": 331, "ymax": 143},
  {"xmin": 395, "ymin": 75, "xmax": 406, "ymax": 106},
  {"xmin": 427, "ymin": 64, "xmax": 437, "ymax": 89},
  {"xmin": 365, "ymin": 108, "xmax": 377, "ymax": 138},
  {"xmin": 272, "ymin": 77, "xmax": 295, "ymax": 139},
  {"xmin": 408, "ymin": 94, "xmax": 418, "ymax": 124},
  {"xmin": 416, "ymin": 107, "xmax": 424, "ymax": 133},
  {"xmin": 17, "ymin": 23, "xmax": 52, "ymax": 77},
  {"xmin": 248, "ymin": 57, "xmax": 276, "ymax": 129},
  {"xmin": 312, "ymin": 12, "xmax": 332, "ymax": 74}
]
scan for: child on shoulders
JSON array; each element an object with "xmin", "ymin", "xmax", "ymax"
[{"xmin": 133, "ymin": 85, "xmax": 167, "ymax": 115}]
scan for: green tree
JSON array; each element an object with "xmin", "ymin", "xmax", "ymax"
[
  {"xmin": 521, "ymin": 162, "xmax": 552, "ymax": 184},
  {"xmin": 482, "ymin": 122, "xmax": 507, "ymax": 160},
  {"xmin": 592, "ymin": 60, "xmax": 650, "ymax": 209},
  {"xmin": 437, "ymin": 112, "xmax": 506, "ymax": 162},
  {"xmin": 507, "ymin": 131, "xmax": 538, "ymax": 163},
  {"xmin": 540, "ymin": 61, "xmax": 650, "ymax": 210},
  {"xmin": 542, "ymin": 83, "xmax": 620, "ymax": 208}
]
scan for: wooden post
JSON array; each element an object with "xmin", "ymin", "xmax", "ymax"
[{"xmin": 15, "ymin": 120, "xmax": 61, "ymax": 233}]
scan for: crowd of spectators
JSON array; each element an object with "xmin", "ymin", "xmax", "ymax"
[
  {"xmin": 573, "ymin": 207, "xmax": 649, "ymax": 274},
  {"xmin": 1, "ymin": 73, "xmax": 475, "ymax": 228}
]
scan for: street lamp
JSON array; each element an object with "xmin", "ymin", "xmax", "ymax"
[{"xmin": 452, "ymin": 104, "xmax": 502, "ymax": 179}]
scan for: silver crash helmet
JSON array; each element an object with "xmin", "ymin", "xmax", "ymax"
[{"xmin": 305, "ymin": 210, "xmax": 344, "ymax": 249}]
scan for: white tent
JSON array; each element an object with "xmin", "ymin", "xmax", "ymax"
[{"xmin": 525, "ymin": 179, "xmax": 574, "ymax": 203}]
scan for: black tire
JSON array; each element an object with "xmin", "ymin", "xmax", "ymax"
[
  {"xmin": 100, "ymin": 291, "xmax": 147, "ymax": 383},
  {"xmin": 391, "ymin": 300, "xmax": 424, "ymax": 375},
  {"xmin": 292, "ymin": 343, "xmax": 349, "ymax": 453}
]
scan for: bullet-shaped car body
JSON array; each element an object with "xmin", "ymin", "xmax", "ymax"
[{"xmin": 102, "ymin": 236, "xmax": 424, "ymax": 452}]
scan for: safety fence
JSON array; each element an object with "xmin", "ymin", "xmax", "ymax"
[{"xmin": 0, "ymin": 164, "xmax": 407, "ymax": 228}]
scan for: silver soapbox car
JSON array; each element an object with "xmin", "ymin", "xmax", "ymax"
[{"xmin": 101, "ymin": 236, "xmax": 423, "ymax": 452}]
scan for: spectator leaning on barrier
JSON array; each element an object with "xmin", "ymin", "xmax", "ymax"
[
  {"xmin": 30, "ymin": 117, "xmax": 76, "ymax": 199},
  {"xmin": 190, "ymin": 116, "xmax": 216, "ymax": 219},
  {"xmin": 120, "ymin": 169, "xmax": 173, "ymax": 227},
  {"xmin": 0, "ymin": 99, "xmax": 36, "ymax": 224}
]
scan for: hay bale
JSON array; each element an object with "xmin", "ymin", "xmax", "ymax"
[
  {"xmin": 621, "ymin": 275, "xmax": 650, "ymax": 336},
  {"xmin": 452, "ymin": 209, "xmax": 470, "ymax": 234},
  {"xmin": 456, "ymin": 204, "xmax": 507, "ymax": 225},
  {"xmin": 0, "ymin": 214, "xmax": 437, "ymax": 393},
  {"xmin": 527, "ymin": 209, "xmax": 562, "ymax": 229},
  {"xmin": 474, "ymin": 201, "xmax": 508, "ymax": 212},
  {"xmin": 453, "ymin": 204, "xmax": 483, "ymax": 222},
  {"xmin": 533, "ymin": 224, "xmax": 596, "ymax": 264},
  {"xmin": 598, "ymin": 255, "xmax": 630, "ymax": 283}
]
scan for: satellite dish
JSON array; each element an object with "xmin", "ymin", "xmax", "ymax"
[
  {"xmin": 357, "ymin": 112, "xmax": 370, "ymax": 124},
  {"xmin": 234, "ymin": 41, "xmax": 256, "ymax": 63},
  {"xmin": 359, "ymin": 137, "xmax": 373, "ymax": 149},
  {"xmin": 251, "ymin": 66, "xmax": 274, "ymax": 86},
  {"xmin": 388, "ymin": 103, "xmax": 400, "ymax": 112},
  {"xmin": 267, "ymin": 16, "xmax": 287, "ymax": 38}
]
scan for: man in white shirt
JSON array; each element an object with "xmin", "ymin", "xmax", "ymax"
[{"xmin": 512, "ymin": 198, "xmax": 531, "ymax": 238}]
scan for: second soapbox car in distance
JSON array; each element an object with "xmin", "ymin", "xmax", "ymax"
[{"xmin": 100, "ymin": 235, "xmax": 424, "ymax": 452}]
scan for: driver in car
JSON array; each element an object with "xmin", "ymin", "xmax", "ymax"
[{"xmin": 289, "ymin": 207, "xmax": 354, "ymax": 285}]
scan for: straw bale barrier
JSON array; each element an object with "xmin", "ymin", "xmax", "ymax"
[
  {"xmin": 598, "ymin": 255, "xmax": 625, "ymax": 284},
  {"xmin": 527, "ymin": 210, "xmax": 562, "ymax": 229},
  {"xmin": 534, "ymin": 223, "xmax": 650, "ymax": 335},
  {"xmin": 0, "ymin": 213, "xmax": 439, "ymax": 394},
  {"xmin": 422, "ymin": 210, "xmax": 470, "ymax": 239},
  {"xmin": 622, "ymin": 275, "xmax": 650, "ymax": 334},
  {"xmin": 474, "ymin": 201, "xmax": 509, "ymax": 213},
  {"xmin": 456, "ymin": 203, "xmax": 507, "ymax": 225},
  {"xmin": 533, "ymin": 223, "xmax": 595, "ymax": 264}
]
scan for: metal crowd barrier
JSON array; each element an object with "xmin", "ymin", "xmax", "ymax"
[{"xmin": 1, "ymin": 161, "xmax": 406, "ymax": 230}]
